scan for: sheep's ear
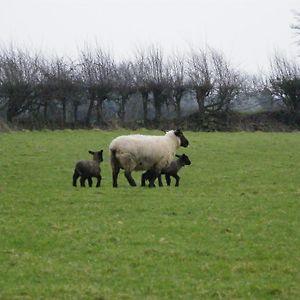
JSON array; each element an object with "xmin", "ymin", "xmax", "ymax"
[
  {"xmin": 175, "ymin": 154, "xmax": 181, "ymax": 158},
  {"xmin": 100, "ymin": 150, "xmax": 103, "ymax": 153},
  {"xmin": 174, "ymin": 129, "xmax": 182, "ymax": 136},
  {"xmin": 88, "ymin": 150, "xmax": 94, "ymax": 155},
  {"xmin": 161, "ymin": 129, "xmax": 166, "ymax": 133}
]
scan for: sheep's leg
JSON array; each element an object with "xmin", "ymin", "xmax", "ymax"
[
  {"xmin": 125, "ymin": 171, "xmax": 136, "ymax": 186},
  {"xmin": 174, "ymin": 174, "xmax": 180, "ymax": 187},
  {"xmin": 80, "ymin": 176, "xmax": 86, "ymax": 187},
  {"xmin": 141, "ymin": 172, "xmax": 147, "ymax": 187},
  {"xmin": 143, "ymin": 169, "xmax": 156, "ymax": 187},
  {"xmin": 96, "ymin": 175, "xmax": 102, "ymax": 187},
  {"xmin": 111, "ymin": 149, "xmax": 121, "ymax": 188},
  {"xmin": 112, "ymin": 167, "xmax": 120, "ymax": 188},
  {"xmin": 158, "ymin": 174, "xmax": 163, "ymax": 187},
  {"xmin": 148, "ymin": 171, "xmax": 158, "ymax": 188},
  {"xmin": 73, "ymin": 170, "xmax": 80, "ymax": 187},
  {"xmin": 87, "ymin": 177, "xmax": 93, "ymax": 187},
  {"xmin": 165, "ymin": 174, "xmax": 171, "ymax": 186}
]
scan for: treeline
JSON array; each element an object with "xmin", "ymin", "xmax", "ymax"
[{"xmin": 0, "ymin": 44, "xmax": 299, "ymax": 129}]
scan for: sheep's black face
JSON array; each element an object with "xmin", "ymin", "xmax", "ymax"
[
  {"xmin": 174, "ymin": 129, "xmax": 189, "ymax": 147},
  {"xmin": 89, "ymin": 150, "xmax": 103, "ymax": 162},
  {"xmin": 97, "ymin": 150, "xmax": 104, "ymax": 162},
  {"xmin": 181, "ymin": 154, "xmax": 191, "ymax": 165}
]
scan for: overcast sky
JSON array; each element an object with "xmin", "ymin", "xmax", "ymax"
[{"xmin": 1, "ymin": 0, "xmax": 300, "ymax": 73}]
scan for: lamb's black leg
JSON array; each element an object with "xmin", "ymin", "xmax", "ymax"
[
  {"xmin": 87, "ymin": 177, "xmax": 93, "ymax": 187},
  {"xmin": 148, "ymin": 171, "xmax": 158, "ymax": 188},
  {"xmin": 174, "ymin": 174, "xmax": 180, "ymax": 187},
  {"xmin": 80, "ymin": 176, "xmax": 86, "ymax": 187},
  {"xmin": 125, "ymin": 171, "xmax": 136, "ymax": 186},
  {"xmin": 112, "ymin": 166, "xmax": 120, "ymax": 188},
  {"xmin": 141, "ymin": 172, "xmax": 147, "ymax": 187},
  {"xmin": 165, "ymin": 174, "xmax": 171, "ymax": 186},
  {"xmin": 158, "ymin": 174, "xmax": 163, "ymax": 187},
  {"xmin": 96, "ymin": 175, "xmax": 102, "ymax": 187},
  {"xmin": 73, "ymin": 170, "xmax": 80, "ymax": 187}
]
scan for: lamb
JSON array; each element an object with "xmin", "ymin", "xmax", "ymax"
[
  {"xmin": 72, "ymin": 150, "xmax": 103, "ymax": 187},
  {"xmin": 141, "ymin": 154, "xmax": 191, "ymax": 187},
  {"xmin": 109, "ymin": 129, "xmax": 189, "ymax": 187}
]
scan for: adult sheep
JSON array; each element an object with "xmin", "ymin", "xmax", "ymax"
[{"xmin": 109, "ymin": 129, "xmax": 189, "ymax": 187}]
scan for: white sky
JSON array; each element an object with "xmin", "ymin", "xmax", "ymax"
[{"xmin": 1, "ymin": 0, "xmax": 300, "ymax": 73}]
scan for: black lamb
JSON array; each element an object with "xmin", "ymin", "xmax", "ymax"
[
  {"xmin": 72, "ymin": 150, "xmax": 103, "ymax": 187},
  {"xmin": 141, "ymin": 153, "xmax": 191, "ymax": 187}
]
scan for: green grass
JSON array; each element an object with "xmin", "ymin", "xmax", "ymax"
[{"xmin": 0, "ymin": 129, "xmax": 299, "ymax": 299}]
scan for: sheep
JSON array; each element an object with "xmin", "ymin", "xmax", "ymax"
[
  {"xmin": 141, "ymin": 154, "xmax": 191, "ymax": 187},
  {"xmin": 109, "ymin": 129, "xmax": 189, "ymax": 187},
  {"xmin": 72, "ymin": 150, "xmax": 103, "ymax": 187}
]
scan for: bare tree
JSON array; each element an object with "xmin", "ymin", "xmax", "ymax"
[
  {"xmin": 0, "ymin": 46, "xmax": 40, "ymax": 122},
  {"xmin": 269, "ymin": 53, "xmax": 300, "ymax": 117},
  {"xmin": 114, "ymin": 61, "xmax": 135, "ymax": 125},
  {"xmin": 79, "ymin": 46, "xmax": 115, "ymax": 126},
  {"xmin": 132, "ymin": 49, "xmax": 151, "ymax": 125},
  {"xmin": 291, "ymin": 11, "xmax": 300, "ymax": 47},
  {"xmin": 39, "ymin": 56, "xmax": 79, "ymax": 126},
  {"xmin": 169, "ymin": 53, "xmax": 187, "ymax": 119},
  {"xmin": 146, "ymin": 46, "xmax": 171, "ymax": 124},
  {"xmin": 209, "ymin": 49, "xmax": 243, "ymax": 112},
  {"xmin": 69, "ymin": 66, "xmax": 84, "ymax": 125},
  {"xmin": 187, "ymin": 48, "xmax": 243, "ymax": 118},
  {"xmin": 187, "ymin": 48, "xmax": 213, "ymax": 118},
  {"xmin": 35, "ymin": 56, "xmax": 54, "ymax": 121}
]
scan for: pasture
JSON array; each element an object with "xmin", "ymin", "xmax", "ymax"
[{"xmin": 0, "ymin": 129, "xmax": 299, "ymax": 299}]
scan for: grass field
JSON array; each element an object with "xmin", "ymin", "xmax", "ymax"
[{"xmin": 0, "ymin": 129, "xmax": 299, "ymax": 299}]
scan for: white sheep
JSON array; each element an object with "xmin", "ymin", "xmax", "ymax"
[{"xmin": 109, "ymin": 129, "xmax": 189, "ymax": 187}]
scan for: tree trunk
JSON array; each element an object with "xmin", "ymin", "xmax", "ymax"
[
  {"xmin": 7, "ymin": 110, "xmax": 13, "ymax": 123},
  {"xmin": 195, "ymin": 90, "xmax": 206, "ymax": 127},
  {"xmin": 141, "ymin": 90, "xmax": 149, "ymax": 125},
  {"xmin": 85, "ymin": 99, "xmax": 94, "ymax": 126},
  {"xmin": 7, "ymin": 101, "xmax": 18, "ymax": 123},
  {"xmin": 175, "ymin": 95, "xmax": 182, "ymax": 119},
  {"xmin": 118, "ymin": 97, "xmax": 127, "ymax": 125},
  {"xmin": 196, "ymin": 97, "xmax": 205, "ymax": 115},
  {"xmin": 43, "ymin": 101, "xmax": 48, "ymax": 121},
  {"xmin": 73, "ymin": 102, "xmax": 78, "ymax": 125},
  {"xmin": 154, "ymin": 101, "xmax": 162, "ymax": 124},
  {"xmin": 153, "ymin": 90, "xmax": 163, "ymax": 125},
  {"xmin": 62, "ymin": 100, "xmax": 67, "ymax": 127},
  {"xmin": 96, "ymin": 99, "xmax": 104, "ymax": 126},
  {"xmin": 196, "ymin": 89, "xmax": 206, "ymax": 113}
]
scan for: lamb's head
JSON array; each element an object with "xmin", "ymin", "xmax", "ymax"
[
  {"xmin": 88, "ymin": 150, "xmax": 103, "ymax": 162},
  {"xmin": 176, "ymin": 153, "xmax": 191, "ymax": 165},
  {"xmin": 174, "ymin": 129, "xmax": 189, "ymax": 148}
]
